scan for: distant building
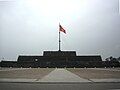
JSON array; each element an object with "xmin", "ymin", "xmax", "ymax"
[
  {"xmin": 0, "ymin": 51, "xmax": 120, "ymax": 68},
  {"xmin": 17, "ymin": 51, "xmax": 102, "ymax": 68}
]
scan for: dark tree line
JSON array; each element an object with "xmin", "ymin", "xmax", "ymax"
[{"xmin": 105, "ymin": 56, "xmax": 120, "ymax": 62}]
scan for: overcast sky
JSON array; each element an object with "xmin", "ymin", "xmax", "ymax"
[{"xmin": 0, "ymin": 0, "xmax": 120, "ymax": 61}]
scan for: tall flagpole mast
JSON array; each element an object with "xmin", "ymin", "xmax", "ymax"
[{"xmin": 59, "ymin": 23, "xmax": 61, "ymax": 51}]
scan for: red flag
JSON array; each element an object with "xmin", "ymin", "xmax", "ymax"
[{"xmin": 59, "ymin": 24, "xmax": 66, "ymax": 34}]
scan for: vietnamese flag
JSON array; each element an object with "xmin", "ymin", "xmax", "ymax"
[{"xmin": 59, "ymin": 24, "xmax": 66, "ymax": 34}]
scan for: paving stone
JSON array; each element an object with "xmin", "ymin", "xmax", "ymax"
[{"xmin": 39, "ymin": 69, "xmax": 91, "ymax": 82}]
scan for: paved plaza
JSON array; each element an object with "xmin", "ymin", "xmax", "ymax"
[
  {"xmin": 0, "ymin": 68, "xmax": 120, "ymax": 83},
  {"xmin": 40, "ymin": 68, "xmax": 91, "ymax": 82}
]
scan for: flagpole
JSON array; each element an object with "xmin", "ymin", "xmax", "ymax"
[{"xmin": 59, "ymin": 23, "xmax": 61, "ymax": 51}]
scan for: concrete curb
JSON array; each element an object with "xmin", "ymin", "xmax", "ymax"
[
  {"xmin": 90, "ymin": 79, "xmax": 120, "ymax": 83},
  {"xmin": 0, "ymin": 79, "xmax": 120, "ymax": 83},
  {"xmin": 0, "ymin": 79, "xmax": 37, "ymax": 83}
]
